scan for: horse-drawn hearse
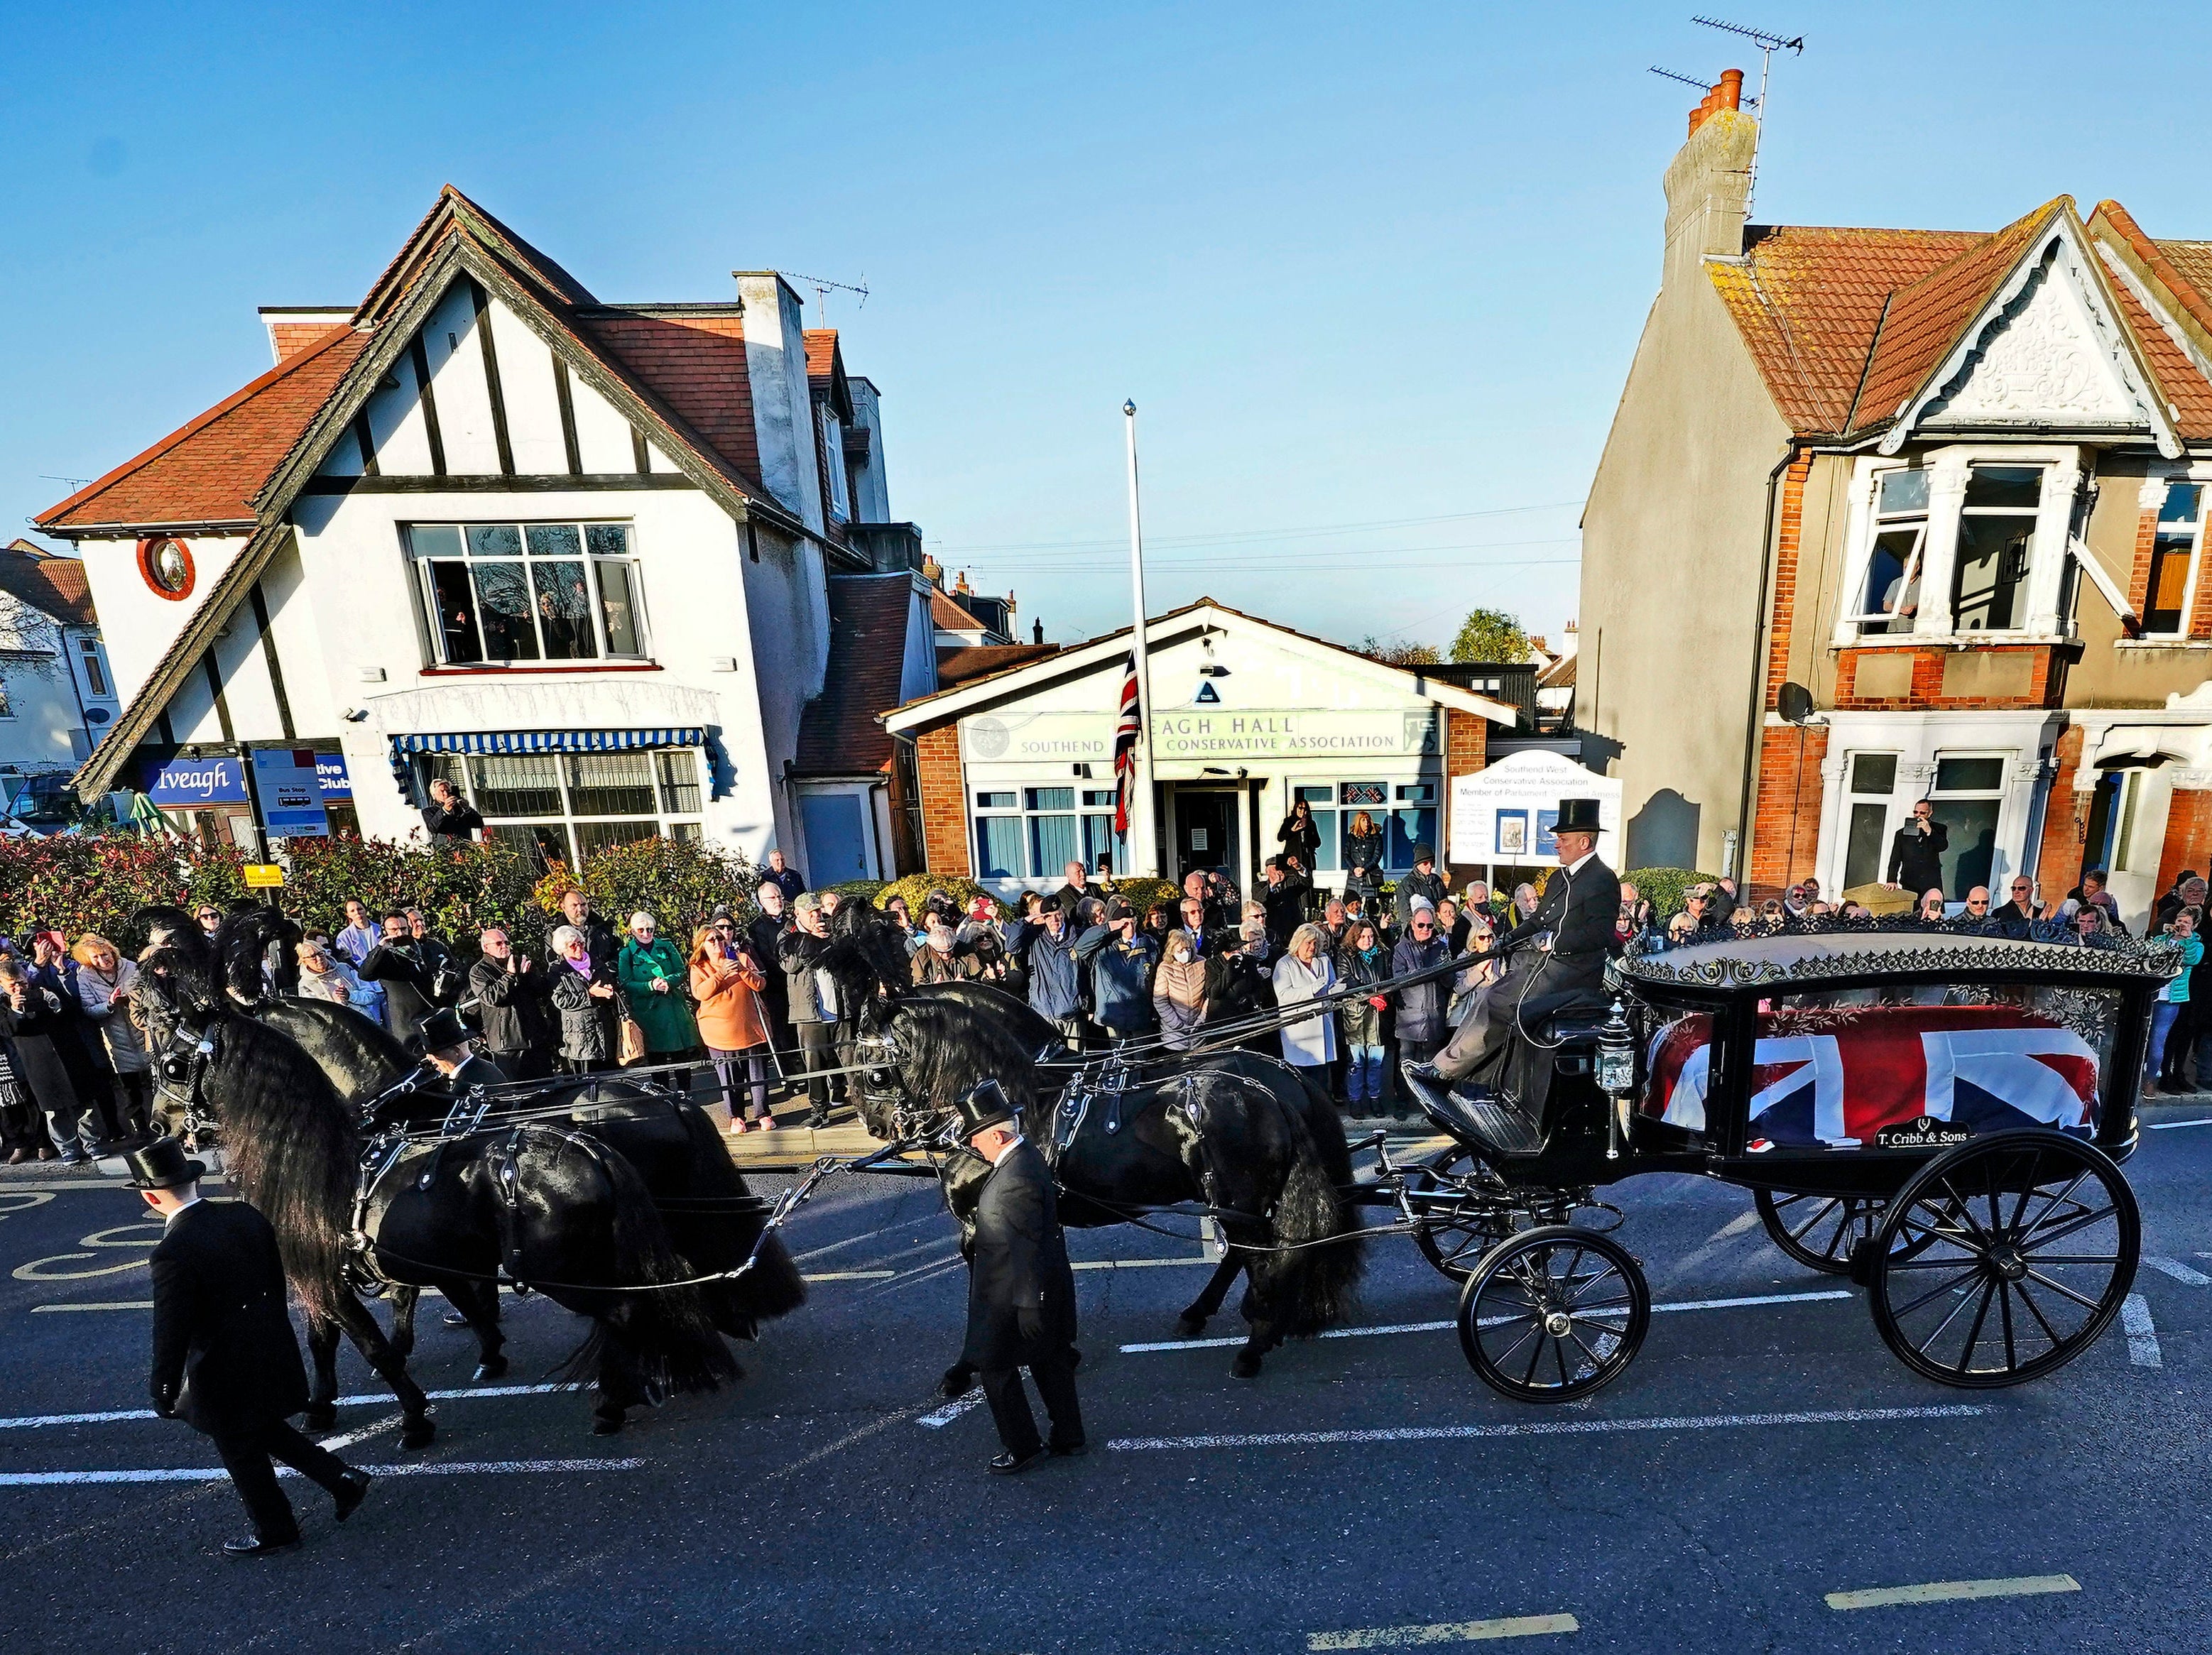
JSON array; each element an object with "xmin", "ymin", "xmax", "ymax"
[{"xmin": 1388, "ymin": 923, "xmax": 2165, "ymax": 1403}]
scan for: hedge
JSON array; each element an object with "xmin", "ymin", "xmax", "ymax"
[
  {"xmin": 1621, "ymin": 867, "xmax": 1726, "ymax": 918},
  {"xmin": 0, "ymin": 831, "xmax": 762, "ymax": 955}
]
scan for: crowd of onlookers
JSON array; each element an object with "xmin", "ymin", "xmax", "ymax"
[{"xmin": 6, "ymin": 807, "xmax": 2203, "ymax": 1162}]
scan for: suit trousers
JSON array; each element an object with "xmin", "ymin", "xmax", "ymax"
[
  {"xmin": 796, "ymin": 1023, "xmax": 838, "ymax": 1121},
  {"xmin": 212, "ymin": 1417, "xmax": 353, "ymax": 1541},
  {"xmin": 980, "ymin": 1351, "xmax": 1085, "ymax": 1460}
]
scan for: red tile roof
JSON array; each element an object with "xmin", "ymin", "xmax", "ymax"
[
  {"xmin": 1707, "ymin": 196, "xmax": 2212, "ymax": 442},
  {"xmin": 795, "ymin": 574, "xmax": 915, "ymax": 774},
  {"xmin": 582, "ymin": 312, "xmax": 763, "ymax": 489},
  {"xmin": 269, "ymin": 322, "xmax": 347, "ymax": 364},
  {"xmin": 37, "ymin": 326, "xmax": 369, "ymax": 531},
  {"xmin": 805, "ymin": 329, "xmax": 837, "ymax": 383},
  {"xmin": 930, "ymin": 587, "xmax": 988, "ymax": 633},
  {"xmin": 936, "ymin": 643, "xmax": 1062, "ymax": 689},
  {"xmin": 0, "ymin": 542, "xmax": 95, "ymax": 628}
]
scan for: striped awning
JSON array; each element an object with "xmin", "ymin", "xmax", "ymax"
[{"xmin": 392, "ymin": 728, "xmax": 704, "ymax": 755}]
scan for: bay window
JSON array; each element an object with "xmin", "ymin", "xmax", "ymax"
[
  {"xmin": 409, "ymin": 521, "xmax": 648, "ymax": 666},
  {"xmin": 2145, "ymin": 483, "xmax": 2204, "ymax": 636},
  {"xmin": 1852, "ymin": 470, "xmax": 1929, "ymax": 635},
  {"xmin": 1951, "ymin": 466, "xmax": 2042, "ymax": 633},
  {"xmin": 1840, "ymin": 751, "xmax": 1898, "ymax": 890}
]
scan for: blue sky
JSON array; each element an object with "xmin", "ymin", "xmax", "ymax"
[{"xmin": 8, "ymin": 1, "xmax": 2212, "ymax": 655}]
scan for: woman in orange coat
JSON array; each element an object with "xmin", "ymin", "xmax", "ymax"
[{"xmin": 689, "ymin": 921, "xmax": 773, "ymax": 1132}]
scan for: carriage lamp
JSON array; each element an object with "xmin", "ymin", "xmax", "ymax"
[{"xmin": 1596, "ymin": 998, "xmax": 1635, "ymax": 1162}]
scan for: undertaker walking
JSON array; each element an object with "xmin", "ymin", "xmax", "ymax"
[
  {"xmin": 956, "ymin": 1080, "xmax": 1085, "ymax": 1474},
  {"xmin": 134, "ymin": 1137, "xmax": 371, "ymax": 1555}
]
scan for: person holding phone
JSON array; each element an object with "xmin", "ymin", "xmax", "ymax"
[{"xmin": 1884, "ymin": 799, "xmax": 1948, "ymax": 894}]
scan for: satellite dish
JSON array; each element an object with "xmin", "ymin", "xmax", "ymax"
[{"xmin": 1777, "ymin": 682, "xmax": 1815, "ymax": 724}]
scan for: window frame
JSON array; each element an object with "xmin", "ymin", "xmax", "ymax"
[
  {"xmin": 405, "ymin": 520, "xmax": 652, "ymax": 669},
  {"xmin": 971, "ymin": 784, "xmax": 1128, "ymax": 881},
  {"xmin": 412, "ymin": 747, "xmax": 702, "ymax": 870},
  {"xmin": 1950, "ymin": 465, "xmax": 2045, "ymax": 635},
  {"xmin": 2142, "ymin": 481, "xmax": 2205, "ymax": 638},
  {"xmin": 1847, "ymin": 468, "xmax": 1931, "ymax": 635},
  {"xmin": 821, "ymin": 410, "xmax": 851, "ymax": 523}
]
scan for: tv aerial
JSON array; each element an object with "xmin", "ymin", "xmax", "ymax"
[{"xmin": 1662, "ymin": 16, "xmax": 1804, "ymax": 216}]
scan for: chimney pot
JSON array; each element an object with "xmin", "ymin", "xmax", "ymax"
[
  {"xmin": 1718, "ymin": 68, "xmax": 1743, "ymax": 110},
  {"xmin": 1033, "ymin": 618, "xmax": 1045, "ymax": 645},
  {"xmin": 954, "ymin": 571, "xmax": 972, "ymax": 596}
]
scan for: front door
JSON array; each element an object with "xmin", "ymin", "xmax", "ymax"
[
  {"xmin": 1173, "ymin": 789, "xmax": 1238, "ymax": 883},
  {"xmin": 800, "ymin": 792, "xmax": 873, "ymax": 883}
]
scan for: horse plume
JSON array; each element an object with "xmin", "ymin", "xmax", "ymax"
[{"xmin": 131, "ymin": 905, "xmax": 220, "ymax": 1015}]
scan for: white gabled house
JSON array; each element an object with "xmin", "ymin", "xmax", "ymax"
[{"xmin": 37, "ymin": 187, "xmax": 938, "ymax": 877}]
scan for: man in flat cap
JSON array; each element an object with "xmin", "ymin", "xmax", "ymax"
[{"xmin": 135, "ymin": 1136, "xmax": 371, "ymax": 1556}]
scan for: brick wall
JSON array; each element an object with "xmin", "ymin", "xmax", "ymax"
[
  {"xmin": 1748, "ymin": 721, "xmax": 1828, "ymax": 898},
  {"xmin": 2127, "ymin": 505, "xmax": 2157, "ymax": 635},
  {"xmin": 2157, "ymin": 787, "xmax": 2212, "ymax": 898},
  {"xmin": 912, "ymin": 721, "xmax": 970, "ymax": 876},
  {"xmin": 1761, "ymin": 454, "xmax": 1814, "ymax": 712},
  {"xmin": 1438, "ymin": 707, "xmax": 1489, "ymax": 887},
  {"xmin": 1832, "ymin": 644, "xmax": 2063, "ymax": 711},
  {"xmin": 2034, "ymin": 724, "xmax": 2087, "ymax": 899}
]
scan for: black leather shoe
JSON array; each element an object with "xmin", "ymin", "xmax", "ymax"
[
  {"xmin": 441, "ymin": 1310, "xmax": 469, "ymax": 1328},
  {"xmin": 222, "ymin": 1534, "xmax": 300, "ymax": 1558},
  {"xmin": 333, "ymin": 1469, "xmax": 371, "ymax": 1522},
  {"xmin": 988, "ymin": 1448, "xmax": 1047, "ymax": 1475},
  {"xmin": 1047, "ymin": 1440, "xmax": 1089, "ymax": 1458},
  {"xmin": 1405, "ymin": 1062, "xmax": 1444, "ymax": 1085}
]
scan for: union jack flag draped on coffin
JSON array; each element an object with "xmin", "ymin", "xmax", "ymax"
[
  {"xmin": 1642, "ymin": 1004, "xmax": 2101, "ymax": 1148},
  {"xmin": 1112, "ymin": 650, "xmax": 1140, "ymax": 836}
]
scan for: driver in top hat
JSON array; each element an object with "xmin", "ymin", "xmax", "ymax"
[
  {"xmin": 954, "ymin": 1078, "xmax": 1085, "ymax": 1475},
  {"xmin": 133, "ymin": 1135, "xmax": 371, "ymax": 1556},
  {"xmin": 1412, "ymin": 797, "xmax": 1620, "ymax": 1102},
  {"xmin": 417, "ymin": 1007, "xmax": 507, "ymax": 1096}
]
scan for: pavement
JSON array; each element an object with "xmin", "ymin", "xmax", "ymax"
[{"xmin": 4, "ymin": 1102, "xmax": 2212, "ymax": 1652}]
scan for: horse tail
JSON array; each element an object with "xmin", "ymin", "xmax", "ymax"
[
  {"xmin": 671, "ymin": 1103, "xmax": 806, "ymax": 1327},
  {"xmin": 1260, "ymin": 1072, "xmax": 1365, "ymax": 1338},
  {"xmin": 593, "ymin": 1140, "xmax": 743, "ymax": 1396}
]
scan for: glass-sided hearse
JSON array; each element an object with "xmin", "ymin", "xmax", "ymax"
[{"xmin": 1380, "ymin": 925, "xmax": 2171, "ymax": 1404}]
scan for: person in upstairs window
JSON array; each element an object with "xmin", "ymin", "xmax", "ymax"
[{"xmin": 1884, "ymin": 799, "xmax": 1947, "ymax": 895}]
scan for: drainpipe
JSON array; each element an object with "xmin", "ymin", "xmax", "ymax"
[{"xmin": 1736, "ymin": 447, "xmax": 1800, "ymax": 885}]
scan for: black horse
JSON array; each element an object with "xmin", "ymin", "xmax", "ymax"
[
  {"xmin": 138, "ymin": 914, "xmax": 758, "ymax": 1436},
  {"xmin": 251, "ymin": 994, "xmax": 806, "ymax": 1379},
  {"xmin": 828, "ymin": 904, "xmax": 1364, "ymax": 1382}
]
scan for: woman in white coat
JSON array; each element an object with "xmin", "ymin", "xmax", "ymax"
[{"xmin": 1272, "ymin": 922, "xmax": 1339, "ymax": 1112}]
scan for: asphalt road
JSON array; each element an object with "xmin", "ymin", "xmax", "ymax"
[{"xmin": 4, "ymin": 1106, "xmax": 2212, "ymax": 1654}]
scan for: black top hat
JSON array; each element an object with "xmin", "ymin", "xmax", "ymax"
[
  {"xmin": 1554, "ymin": 798, "xmax": 1603, "ymax": 836},
  {"xmin": 954, "ymin": 1078, "xmax": 1018, "ymax": 1140},
  {"xmin": 124, "ymin": 1135, "xmax": 207, "ymax": 1191},
  {"xmin": 417, "ymin": 1007, "xmax": 473, "ymax": 1053}
]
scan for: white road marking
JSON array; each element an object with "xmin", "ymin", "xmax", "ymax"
[
  {"xmin": 2142, "ymin": 1255, "xmax": 2212, "ymax": 1286},
  {"xmin": 2147, "ymin": 1118, "xmax": 2212, "ymax": 1130},
  {"xmin": 31, "ymin": 1302, "xmax": 153, "ymax": 1313},
  {"xmin": 1119, "ymin": 1289, "xmax": 1854, "ymax": 1353},
  {"xmin": 1108, "ymin": 1404, "xmax": 1986, "ymax": 1452},
  {"xmin": 801, "ymin": 1270, "xmax": 896, "ymax": 1282},
  {"xmin": 315, "ymin": 1414, "xmax": 401, "ymax": 1453},
  {"xmin": 0, "ymin": 1458, "xmax": 645, "ymax": 1487},
  {"xmin": 0, "ymin": 1382, "xmax": 582, "ymax": 1433},
  {"xmin": 917, "ymin": 1389, "xmax": 992, "ymax": 1429},
  {"xmin": 1708, "ymin": 1210, "xmax": 1761, "ymax": 1242},
  {"xmin": 1071, "ymin": 1257, "xmax": 1212, "ymax": 1271},
  {"xmin": 1309, "ymin": 1613, "xmax": 1579, "ymax": 1648},
  {"xmin": 1825, "ymin": 1573, "xmax": 2080, "ymax": 1610},
  {"xmin": 2123, "ymin": 1293, "xmax": 2162, "ymax": 1367}
]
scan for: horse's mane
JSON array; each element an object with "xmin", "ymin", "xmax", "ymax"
[
  {"xmin": 256, "ymin": 996, "xmax": 413, "ymax": 1104},
  {"xmin": 888, "ymin": 992, "xmax": 1045, "ymax": 1130},
  {"xmin": 203, "ymin": 1009, "xmax": 360, "ymax": 1318},
  {"xmin": 133, "ymin": 905, "xmax": 219, "ymax": 1012}
]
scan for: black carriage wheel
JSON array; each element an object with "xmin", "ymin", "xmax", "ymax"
[
  {"xmin": 1753, "ymin": 1189, "xmax": 1929, "ymax": 1276},
  {"xmin": 1412, "ymin": 1146, "xmax": 1497, "ymax": 1282},
  {"xmin": 1868, "ymin": 1130, "xmax": 2139, "ymax": 1389},
  {"xmin": 1458, "ymin": 1224, "xmax": 1649, "ymax": 1404}
]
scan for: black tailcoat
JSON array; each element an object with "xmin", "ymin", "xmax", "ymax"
[
  {"xmin": 149, "ymin": 1200, "xmax": 310, "ymax": 1437},
  {"xmin": 961, "ymin": 1140, "xmax": 1079, "ymax": 1370}
]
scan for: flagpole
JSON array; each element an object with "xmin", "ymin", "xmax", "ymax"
[{"xmin": 1123, "ymin": 400, "xmax": 1158, "ymax": 877}]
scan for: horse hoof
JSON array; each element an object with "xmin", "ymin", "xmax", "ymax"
[
  {"xmin": 472, "ymin": 1356, "xmax": 508, "ymax": 1382},
  {"xmin": 592, "ymin": 1415, "xmax": 624, "ymax": 1436},
  {"xmin": 1175, "ymin": 1314, "xmax": 1207, "ymax": 1337},
  {"xmin": 303, "ymin": 1405, "xmax": 337, "ymax": 1431},
  {"xmin": 401, "ymin": 1419, "xmax": 437, "ymax": 1449},
  {"xmin": 1231, "ymin": 1350, "xmax": 1263, "ymax": 1380}
]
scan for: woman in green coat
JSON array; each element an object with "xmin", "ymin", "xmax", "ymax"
[{"xmin": 616, "ymin": 910, "xmax": 703, "ymax": 1094}]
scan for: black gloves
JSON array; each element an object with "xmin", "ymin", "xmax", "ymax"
[{"xmin": 1017, "ymin": 1307, "xmax": 1045, "ymax": 1343}]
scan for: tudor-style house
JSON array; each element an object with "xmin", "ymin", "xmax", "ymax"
[
  {"xmin": 1583, "ymin": 73, "xmax": 2212, "ymax": 928},
  {"xmin": 35, "ymin": 187, "xmax": 946, "ymax": 879}
]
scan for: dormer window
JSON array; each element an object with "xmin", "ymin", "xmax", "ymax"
[{"xmin": 822, "ymin": 412, "xmax": 850, "ymax": 522}]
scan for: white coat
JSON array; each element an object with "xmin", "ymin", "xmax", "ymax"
[{"xmin": 1272, "ymin": 952, "xmax": 1339, "ymax": 1069}]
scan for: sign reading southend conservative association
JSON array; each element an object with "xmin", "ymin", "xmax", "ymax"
[{"xmin": 959, "ymin": 708, "xmax": 1439, "ymax": 763}]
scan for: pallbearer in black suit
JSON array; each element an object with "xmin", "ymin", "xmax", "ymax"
[
  {"xmin": 134, "ymin": 1137, "xmax": 371, "ymax": 1556},
  {"xmin": 956, "ymin": 1080, "xmax": 1086, "ymax": 1475},
  {"xmin": 1415, "ymin": 797, "xmax": 1622, "ymax": 1108},
  {"xmin": 418, "ymin": 1006, "xmax": 508, "ymax": 1095}
]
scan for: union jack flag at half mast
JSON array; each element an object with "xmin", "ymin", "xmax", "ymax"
[{"xmin": 1113, "ymin": 650, "xmax": 1141, "ymax": 836}]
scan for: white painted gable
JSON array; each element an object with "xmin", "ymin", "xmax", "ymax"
[{"xmin": 1902, "ymin": 228, "xmax": 2172, "ymax": 452}]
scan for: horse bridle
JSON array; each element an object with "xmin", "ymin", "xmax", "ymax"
[{"xmin": 151, "ymin": 1012, "xmax": 221, "ymax": 1147}]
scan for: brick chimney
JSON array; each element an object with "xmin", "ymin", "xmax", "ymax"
[
  {"xmin": 921, "ymin": 553, "xmax": 943, "ymax": 588},
  {"xmin": 1662, "ymin": 70, "xmax": 1756, "ymax": 289},
  {"xmin": 954, "ymin": 570, "xmax": 973, "ymax": 596}
]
